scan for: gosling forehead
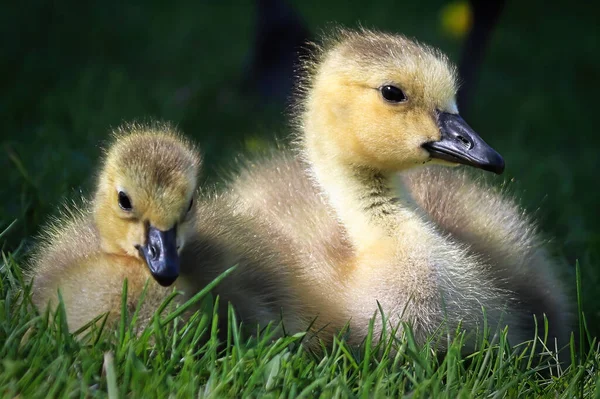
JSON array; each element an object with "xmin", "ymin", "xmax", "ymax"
[
  {"xmin": 316, "ymin": 29, "xmax": 458, "ymax": 111},
  {"xmin": 109, "ymin": 131, "xmax": 200, "ymax": 182},
  {"xmin": 99, "ymin": 125, "xmax": 200, "ymax": 228}
]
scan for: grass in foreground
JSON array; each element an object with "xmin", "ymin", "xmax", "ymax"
[{"xmin": 1, "ymin": 249, "xmax": 598, "ymax": 398}]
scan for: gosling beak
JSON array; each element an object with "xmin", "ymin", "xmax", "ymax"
[
  {"xmin": 422, "ymin": 111, "xmax": 505, "ymax": 174},
  {"xmin": 137, "ymin": 225, "xmax": 179, "ymax": 287}
]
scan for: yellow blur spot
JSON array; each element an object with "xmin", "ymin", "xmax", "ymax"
[
  {"xmin": 245, "ymin": 136, "xmax": 269, "ymax": 153},
  {"xmin": 440, "ymin": 1, "xmax": 473, "ymax": 39}
]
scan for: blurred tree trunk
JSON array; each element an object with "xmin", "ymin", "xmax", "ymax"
[
  {"xmin": 457, "ymin": 0, "xmax": 506, "ymax": 116},
  {"xmin": 245, "ymin": 0, "xmax": 310, "ymax": 105}
]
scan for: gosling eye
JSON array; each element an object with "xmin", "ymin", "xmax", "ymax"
[
  {"xmin": 380, "ymin": 85, "xmax": 407, "ymax": 103},
  {"xmin": 187, "ymin": 198, "xmax": 194, "ymax": 213},
  {"xmin": 118, "ymin": 191, "xmax": 133, "ymax": 211}
]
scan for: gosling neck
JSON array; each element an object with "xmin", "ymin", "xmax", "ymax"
[{"xmin": 305, "ymin": 148, "xmax": 407, "ymax": 251}]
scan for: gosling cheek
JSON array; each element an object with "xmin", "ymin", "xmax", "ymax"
[
  {"xmin": 176, "ymin": 222, "xmax": 194, "ymax": 251},
  {"xmin": 125, "ymin": 225, "xmax": 146, "ymax": 257},
  {"xmin": 176, "ymin": 235, "xmax": 185, "ymax": 253}
]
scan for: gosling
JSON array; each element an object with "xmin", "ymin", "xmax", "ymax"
[
  {"xmin": 225, "ymin": 28, "xmax": 571, "ymax": 353},
  {"xmin": 28, "ymin": 123, "xmax": 201, "ymax": 332}
]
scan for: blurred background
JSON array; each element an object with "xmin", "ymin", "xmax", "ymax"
[{"xmin": 2, "ymin": 0, "xmax": 599, "ymax": 334}]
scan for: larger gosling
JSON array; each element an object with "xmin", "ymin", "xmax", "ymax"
[
  {"xmin": 29, "ymin": 124, "xmax": 201, "ymax": 332},
  {"xmin": 228, "ymin": 28, "xmax": 571, "ymax": 352}
]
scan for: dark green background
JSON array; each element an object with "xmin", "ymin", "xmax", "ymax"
[{"xmin": 2, "ymin": 1, "xmax": 599, "ymax": 332}]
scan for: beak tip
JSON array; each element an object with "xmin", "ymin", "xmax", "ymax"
[
  {"xmin": 490, "ymin": 166, "xmax": 505, "ymax": 175},
  {"xmin": 153, "ymin": 274, "xmax": 178, "ymax": 287},
  {"xmin": 488, "ymin": 153, "xmax": 505, "ymax": 175}
]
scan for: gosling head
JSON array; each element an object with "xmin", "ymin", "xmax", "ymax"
[
  {"xmin": 93, "ymin": 123, "xmax": 201, "ymax": 287},
  {"xmin": 301, "ymin": 28, "xmax": 504, "ymax": 174}
]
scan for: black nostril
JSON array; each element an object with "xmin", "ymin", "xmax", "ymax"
[
  {"xmin": 149, "ymin": 245, "xmax": 158, "ymax": 259},
  {"xmin": 456, "ymin": 135, "xmax": 472, "ymax": 149}
]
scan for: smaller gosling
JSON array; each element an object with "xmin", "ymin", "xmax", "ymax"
[{"xmin": 28, "ymin": 123, "xmax": 201, "ymax": 332}]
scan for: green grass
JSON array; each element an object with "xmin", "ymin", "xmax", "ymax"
[
  {"xmin": 1, "ymin": 255, "xmax": 598, "ymax": 398},
  {"xmin": 1, "ymin": 0, "xmax": 599, "ymax": 396}
]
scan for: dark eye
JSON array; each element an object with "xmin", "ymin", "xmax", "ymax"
[
  {"xmin": 380, "ymin": 85, "xmax": 407, "ymax": 103},
  {"xmin": 187, "ymin": 198, "xmax": 193, "ymax": 213},
  {"xmin": 118, "ymin": 191, "xmax": 132, "ymax": 211}
]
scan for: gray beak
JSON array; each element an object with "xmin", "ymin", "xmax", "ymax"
[
  {"xmin": 422, "ymin": 111, "xmax": 505, "ymax": 174},
  {"xmin": 137, "ymin": 224, "xmax": 179, "ymax": 287}
]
